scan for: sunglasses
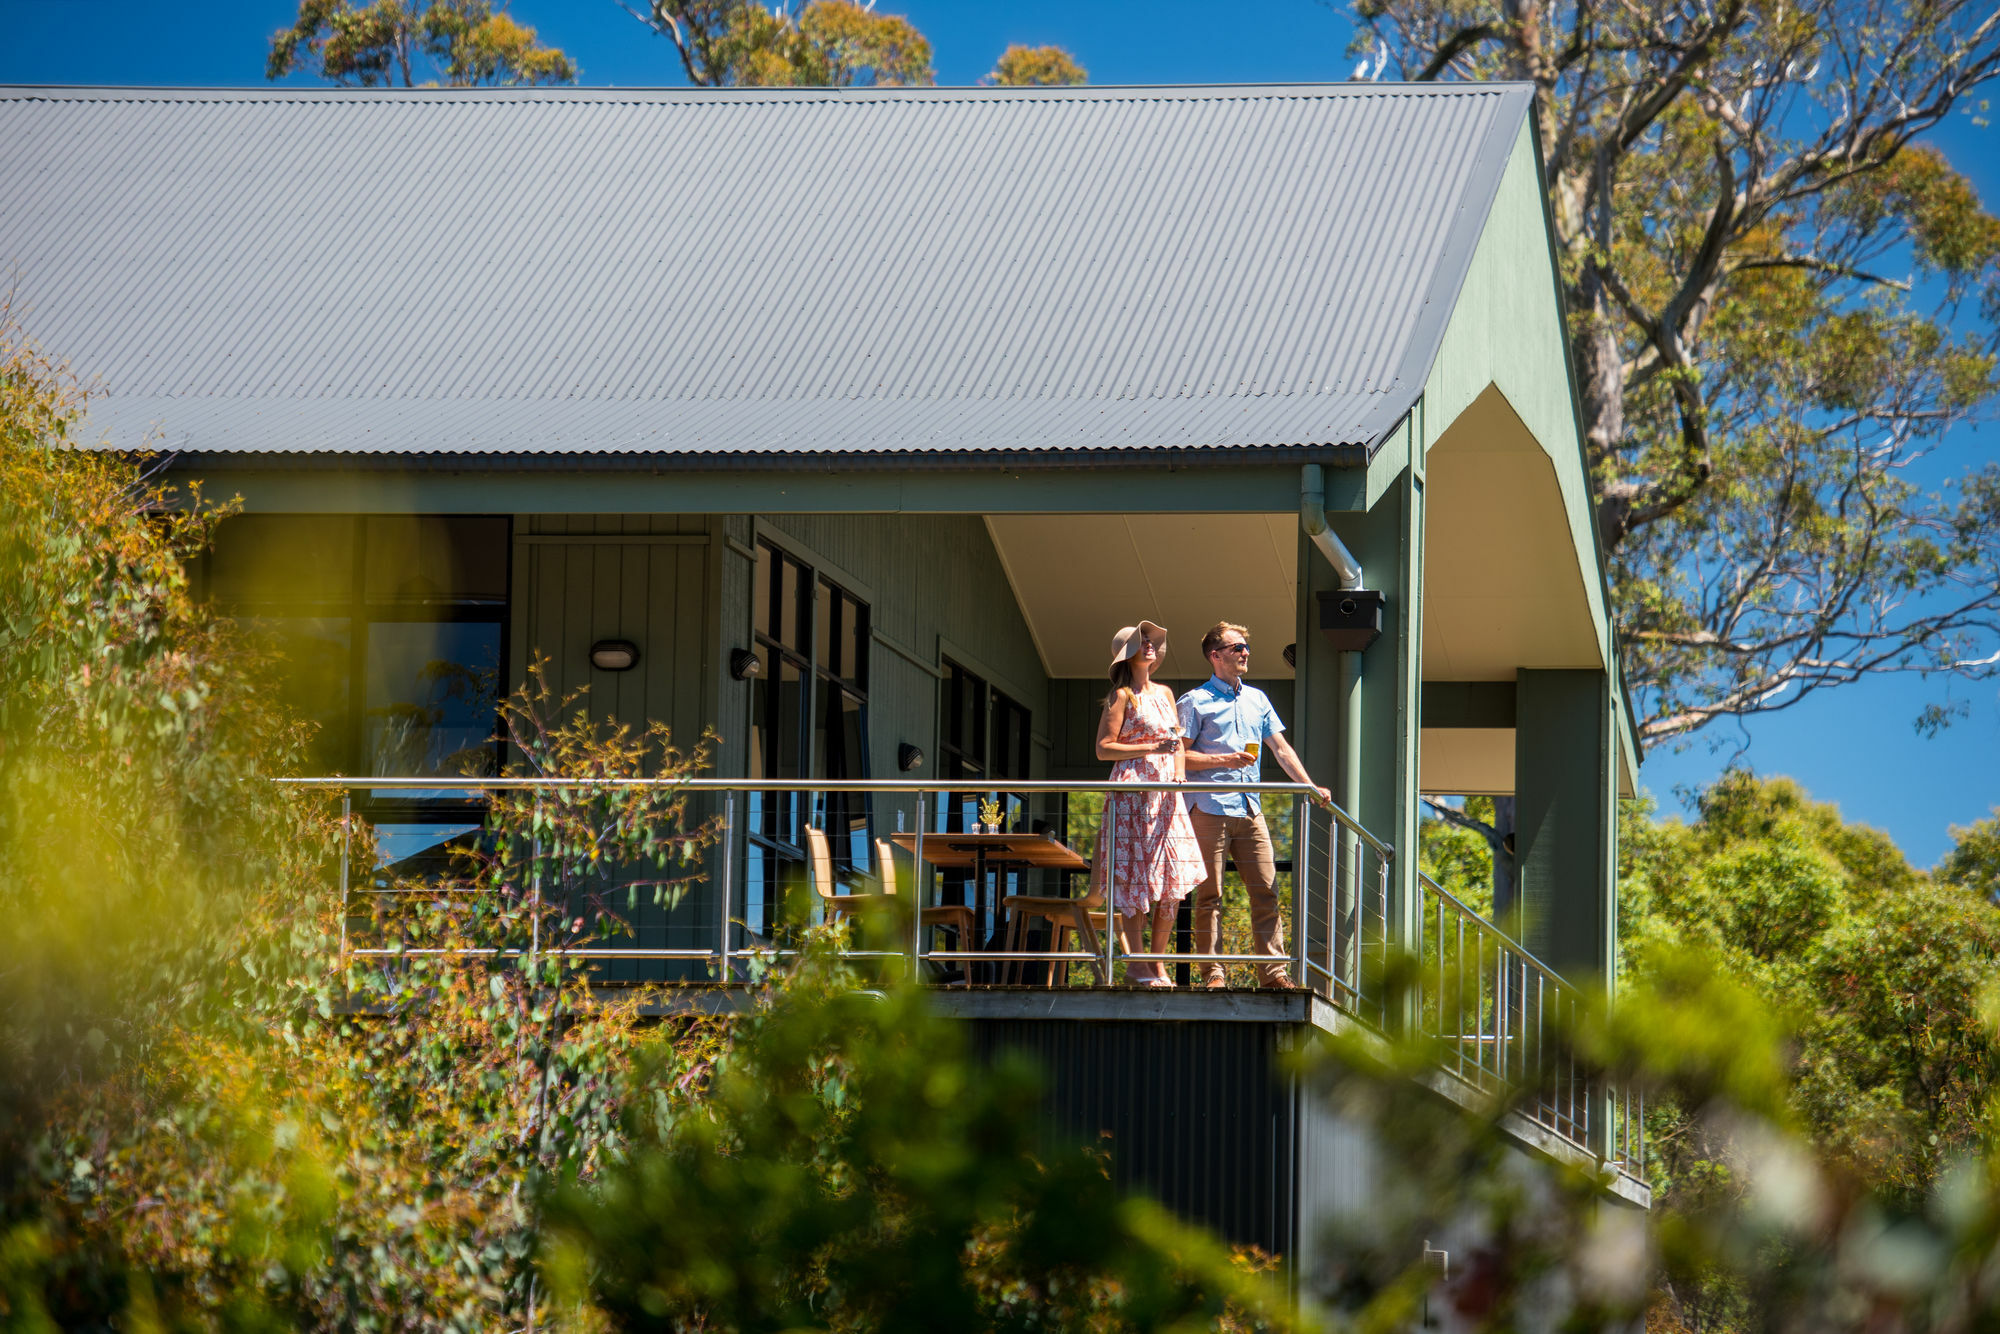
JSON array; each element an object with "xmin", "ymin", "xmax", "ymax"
[{"xmin": 1215, "ymin": 642, "xmax": 1251, "ymax": 654}]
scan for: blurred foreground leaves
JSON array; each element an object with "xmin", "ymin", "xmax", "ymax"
[
  {"xmin": 0, "ymin": 318, "xmax": 1288, "ymax": 1330},
  {"xmin": 11, "ymin": 304, "xmax": 2000, "ymax": 1331}
]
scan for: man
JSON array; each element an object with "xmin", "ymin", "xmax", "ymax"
[{"xmin": 1177, "ymin": 621, "xmax": 1330, "ymax": 989}]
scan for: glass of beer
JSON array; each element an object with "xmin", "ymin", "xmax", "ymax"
[{"xmin": 1244, "ymin": 739, "xmax": 1259, "ymax": 762}]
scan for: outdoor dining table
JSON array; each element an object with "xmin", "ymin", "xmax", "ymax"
[{"xmin": 889, "ymin": 830, "xmax": 1089, "ymax": 961}]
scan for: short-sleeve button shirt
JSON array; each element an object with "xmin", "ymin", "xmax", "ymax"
[{"xmin": 1177, "ymin": 675, "xmax": 1284, "ymax": 818}]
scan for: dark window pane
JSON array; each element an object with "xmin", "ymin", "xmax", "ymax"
[
  {"xmin": 754, "ymin": 542, "xmax": 772, "ymax": 639},
  {"xmin": 816, "ymin": 578, "xmax": 835, "ymax": 679},
  {"xmin": 744, "ymin": 839, "xmax": 770, "ymax": 940},
  {"xmin": 210, "ymin": 515, "xmax": 354, "ymax": 606},
  {"xmin": 816, "ymin": 683, "xmax": 870, "ymax": 868},
  {"xmin": 774, "ymin": 658, "xmax": 806, "ymax": 846},
  {"xmin": 239, "ymin": 615, "xmax": 351, "ymax": 773},
  {"xmin": 363, "ymin": 516, "xmax": 508, "ymax": 604},
  {"xmin": 363, "ymin": 620, "xmax": 501, "ymax": 780},
  {"xmin": 779, "ymin": 556, "xmax": 806, "ymax": 654},
  {"xmin": 993, "ymin": 692, "xmax": 1030, "ymax": 781},
  {"xmin": 846, "ymin": 594, "xmax": 868, "ymax": 689}
]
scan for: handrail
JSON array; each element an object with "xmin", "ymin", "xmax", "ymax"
[
  {"xmin": 273, "ymin": 776, "xmax": 1398, "ymax": 860},
  {"xmin": 1417, "ymin": 873, "xmax": 1572, "ymax": 990},
  {"xmin": 307, "ymin": 773, "xmax": 1637, "ymax": 1175}
]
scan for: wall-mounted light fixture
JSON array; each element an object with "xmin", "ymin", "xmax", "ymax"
[
  {"xmin": 590, "ymin": 638, "xmax": 640, "ymax": 672},
  {"xmin": 1283, "ymin": 643, "xmax": 1297, "ymax": 669},
  {"xmin": 897, "ymin": 743, "xmax": 925, "ymax": 772},
  {"xmin": 730, "ymin": 648, "xmax": 764, "ymax": 681}
]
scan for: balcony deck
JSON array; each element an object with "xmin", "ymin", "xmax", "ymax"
[{"xmin": 285, "ymin": 774, "xmax": 1646, "ymax": 1203}]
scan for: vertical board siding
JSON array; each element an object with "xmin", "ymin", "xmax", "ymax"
[
  {"xmin": 713, "ymin": 516, "xmax": 754, "ymax": 781},
  {"xmin": 514, "ymin": 520, "xmax": 717, "ymax": 981},
  {"xmin": 1295, "ymin": 1061, "xmax": 1382, "ymax": 1270},
  {"xmin": 968, "ymin": 1019, "xmax": 1296, "ymax": 1256}
]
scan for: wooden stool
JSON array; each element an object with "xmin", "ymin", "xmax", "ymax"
[{"xmin": 1000, "ymin": 890, "xmax": 1108, "ymax": 986}]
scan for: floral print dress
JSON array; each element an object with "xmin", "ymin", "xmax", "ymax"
[{"xmin": 1091, "ymin": 686, "xmax": 1206, "ymax": 917}]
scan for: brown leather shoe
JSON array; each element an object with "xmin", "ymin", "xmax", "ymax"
[
  {"xmin": 1257, "ymin": 974, "xmax": 1298, "ymax": 991},
  {"xmin": 1203, "ymin": 973, "xmax": 1228, "ymax": 990}
]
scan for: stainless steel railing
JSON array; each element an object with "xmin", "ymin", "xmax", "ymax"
[
  {"xmin": 277, "ymin": 776, "xmax": 1394, "ymax": 991},
  {"xmin": 276, "ymin": 776, "xmax": 1638, "ymax": 1177},
  {"xmin": 1416, "ymin": 872, "xmax": 1644, "ymax": 1181}
]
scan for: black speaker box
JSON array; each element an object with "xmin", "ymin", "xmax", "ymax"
[{"xmin": 1317, "ymin": 589, "xmax": 1385, "ymax": 652}]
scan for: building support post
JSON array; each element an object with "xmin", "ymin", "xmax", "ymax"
[{"xmin": 1514, "ymin": 667, "xmax": 1618, "ymax": 1160}]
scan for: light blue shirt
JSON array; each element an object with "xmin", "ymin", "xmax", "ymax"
[{"xmin": 1177, "ymin": 675, "xmax": 1284, "ymax": 818}]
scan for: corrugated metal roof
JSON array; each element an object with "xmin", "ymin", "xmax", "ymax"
[{"xmin": 0, "ymin": 84, "xmax": 1531, "ymax": 460}]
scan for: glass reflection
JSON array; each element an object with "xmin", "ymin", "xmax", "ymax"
[{"xmin": 365, "ymin": 620, "xmax": 501, "ymax": 795}]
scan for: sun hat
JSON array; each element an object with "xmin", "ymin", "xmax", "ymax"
[{"xmin": 1107, "ymin": 621, "xmax": 1168, "ymax": 678}]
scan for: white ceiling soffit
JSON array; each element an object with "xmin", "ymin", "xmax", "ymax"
[
  {"xmin": 985, "ymin": 514, "xmax": 1298, "ymax": 680},
  {"xmin": 1421, "ymin": 386, "xmax": 1604, "ymax": 680},
  {"xmin": 1419, "ymin": 728, "xmax": 1516, "ymax": 795}
]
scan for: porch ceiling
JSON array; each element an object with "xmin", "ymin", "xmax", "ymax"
[
  {"xmin": 985, "ymin": 515, "xmax": 1298, "ymax": 680},
  {"xmin": 1422, "ymin": 386, "xmax": 1605, "ymax": 681}
]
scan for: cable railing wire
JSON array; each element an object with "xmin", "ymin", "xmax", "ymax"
[{"xmin": 283, "ymin": 775, "xmax": 1640, "ymax": 1178}]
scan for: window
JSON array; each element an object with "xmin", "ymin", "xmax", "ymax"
[
  {"xmin": 937, "ymin": 660, "xmax": 1034, "ymax": 944},
  {"xmin": 743, "ymin": 538, "xmax": 872, "ymax": 934},
  {"xmin": 203, "ymin": 514, "xmax": 510, "ymax": 863}
]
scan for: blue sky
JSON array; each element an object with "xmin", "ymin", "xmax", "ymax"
[{"xmin": 4, "ymin": 0, "xmax": 1997, "ymax": 864}]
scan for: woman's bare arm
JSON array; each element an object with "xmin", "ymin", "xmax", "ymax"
[{"xmin": 1095, "ymin": 689, "xmax": 1133, "ymax": 761}]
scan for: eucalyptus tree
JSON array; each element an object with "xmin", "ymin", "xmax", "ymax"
[
  {"xmin": 1351, "ymin": 0, "xmax": 2000, "ymax": 744},
  {"xmin": 620, "ymin": 0, "xmax": 936, "ymax": 86},
  {"xmin": 269, "ymin": 0, "xmax": 576, "ymax": 87}
]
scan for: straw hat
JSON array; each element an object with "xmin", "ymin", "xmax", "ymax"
[{"xmin": 1107, "ymin": 621, "xmax": 1169, "ymax": 678}]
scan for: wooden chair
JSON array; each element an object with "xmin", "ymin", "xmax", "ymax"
[
  {"xmin": 803, "ymin": 828, "xmax": 979, "ymax": 961},
  {"xmin": 1000, "ymin": 885, "xmax": 1108, "ymax": 987},
  {"xmin": 875, "ymin": 838, "xmax": 979, "ymax": 959}
]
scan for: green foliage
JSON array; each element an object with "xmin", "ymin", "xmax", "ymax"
[
  {"xmin": 638, "ymin": 0, "xmax": 933, "ymax": 87},
  {"xmin": 1417, "ymin": 797, "xmax": 1500, "ymax": 918},
  {"xmin": 1625, "ymin": 775, "xmax": 2000, "ymax": 1212},
  {"xmin": 0, "ymin": 334, "xmax": 1283, "ymax": 1327},
  {"xmin": 987, "ymin": 45, "xmax": 1089, "ymax": 87},
  {"xmin": 635, "ymin": 0, "xmax": 1085, "ymax": 93},
  {"xmin": 0, "ymin": 313, "xmax": 330, "ymax": 1324},
  {"xmin": 268, "ymin": 0, "xmax": 575, "ymax": 87},
  {"xmin": 546, "ymin": 942, "xmax": 1295, "ymax": 1333},
  {"xmin": 1938, "ymin": 808, "xmax": 2000, "ymax": 902}
]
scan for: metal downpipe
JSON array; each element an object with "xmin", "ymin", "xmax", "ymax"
[{"xmin": 1300, "ymin": 463, "xmax": 1363, "ymax": 591}]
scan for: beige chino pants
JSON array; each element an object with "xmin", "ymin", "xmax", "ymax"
[{"xmin": 1186, "ymin": 807, "xmax": 1289, "ymax": 987}]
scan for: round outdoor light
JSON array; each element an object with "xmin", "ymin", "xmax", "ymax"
[
  {"xmin": 898, "ymin": 743, "xmax": 925, "ymax": 772},
  {"xmin": 589, "ymin": 639, "xmax": 640, "ymax": 672},
  {"xmin": 730, "ymin": 648, "xmax": 764, "ymax": 681}
]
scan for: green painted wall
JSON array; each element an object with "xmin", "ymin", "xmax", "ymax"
[
  {"xmin": 1514, "ymin": 668, "xmax": 1615, "ymax": 981},
  {"xmin": 509, "ymin": 513, "xmax": 721, "ymax": 981}
]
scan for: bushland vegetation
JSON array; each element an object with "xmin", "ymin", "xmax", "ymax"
[{"xmin": 8, "ymin": 311, "xmax": 2000, "ymax": 1328}]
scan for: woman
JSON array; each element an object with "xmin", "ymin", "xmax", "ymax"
[{"xmin": 1092, "ymin": 620, "xmax": 1205, "ymax": 987}]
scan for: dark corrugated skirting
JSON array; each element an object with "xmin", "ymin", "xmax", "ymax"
[{"xmin": 968, "ymin": 1018, "xmax": 1295, "ymax": 1257}]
